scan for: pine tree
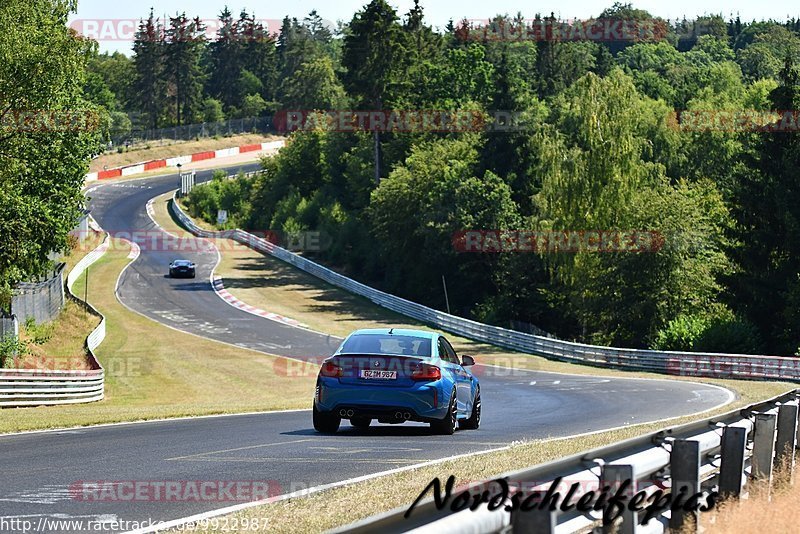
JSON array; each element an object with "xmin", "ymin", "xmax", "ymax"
[
  {"xmin": 238, "ymin": 10, "xmax": 277, "ymax": 102},
  {"xmin": 164, "ymin": 13, "xmax": 207, "ymax": 126},
  {"xmin": 342, "ymin": 0, "xmax": 409, "ymax": 182},
  {"xmin": 206, "ymin": 7, "xmax": 241, "ymax": 109},
  {"xmin": 131, "ymin": 9, "xmax": 164, "ymax": 129}
]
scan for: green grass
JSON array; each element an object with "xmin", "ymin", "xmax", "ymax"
[{"xmin": 0, "ymin": 238, "xmax": 315, "ymax": 434}]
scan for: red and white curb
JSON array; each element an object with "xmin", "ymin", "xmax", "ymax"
[
  {"xmin": 211, "ymin": 276, "xmax": 308, "ymax": 329},
  {"xmin": 86, "ymin": 140, "xmax": 285, "ymax": 182}
]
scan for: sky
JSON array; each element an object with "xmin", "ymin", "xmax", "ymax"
[{"xmin": 70, "ymin": 0, "xmax": 800, "ymax": 55}]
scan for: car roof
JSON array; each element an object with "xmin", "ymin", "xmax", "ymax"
[{"xmin": 347, "ymin": 328, "xmax": 438, "ymax": 339}]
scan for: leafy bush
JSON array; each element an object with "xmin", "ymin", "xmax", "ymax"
[
  {"xmin": 651, "ymin": 313, "xmax": 709, "ymax": 351},
  {"xmin": 652, "ymin": 307, "xmax": 764, "ymax": 354},
  {"xmin": 185, "ymin": 170, "xmax": 254, "ymax": 229},
  {"xmin": 0, "ymin": 335, "xmax": 26, "ymax": 368},
  {"xmin": 694, "ymin": 317, "xmax": 764, "ymax": 354},
  {"xmin": 23, "ymin": 317, "xmax": 54, "ymax": 345}
]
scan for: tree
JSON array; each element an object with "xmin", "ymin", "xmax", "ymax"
[
  {"xmin": 131, "ymin": 9, "xmax": 165, "ymax": 129},
  {"xmin": 87, "ymin": 51, "xmax": 134, "ymax": 111},
  {"xmin": 164, "ymin": 13, "xmax": 207, "ymax": 126},
  {"xmin": 206, "ymin": 7, "xmax": 241, "ymax": 109},
  {"xmin": 369, "ymin": 136, "xmax": 521, "ymax": 308},
  {"xmin": 240, "ymin": 94, "xmax": 268, "ymax": 117},
  {"xmin": 0, "ymin": 0, "xmax": 100, "ymax": 309},
  {"xmin": 531, "ymin": 70, "xmax": 732, "ymax": 345},
  {"xmin": 730, "ymin": 57, "xmax": 800, "ymax": 352},
  {"xmin": 281, "ymin": 56, "xmax": 347, "ymax": 110},
  {"xmin": 342, "ymin": 0, "xmax": 409, "ymax": 182},
  {"xmin": 202, "ymin": 98, "xmax": 224, "ymax": 122},
  {"xmin": 237, "ymin": 10, "xmax": 277, "ymax": 101}
]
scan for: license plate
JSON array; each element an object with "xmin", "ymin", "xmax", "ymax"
[{"xmin": 360, "ymin": 370, "xmax": 397, "ymax": 380}]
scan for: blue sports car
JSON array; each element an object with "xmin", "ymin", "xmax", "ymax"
[{"xmin": 313, "ymin": 328, "xmax": 481, "ymax": 435}]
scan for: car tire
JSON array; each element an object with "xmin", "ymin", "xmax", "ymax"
[
  {"xmin": 461, "ymin": 390, "xmax": 481, "ymax": 430},
  {"xmin": 350, "ymin": 417, "xmax": 371, "ymax": 429},
  {"xmin": 313, "ymin": 404, "xmax": 340, "ymax": 433},
  {"xmin": 431, "ymin": 390, "xmax": 457, "ymax": 435}
]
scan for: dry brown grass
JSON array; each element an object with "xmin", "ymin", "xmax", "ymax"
[
  {"xmin": 14, "ymin": 300, "xmax": 99, "ymax": 372},
  {"xmin": 89, "ymin": 133, "xmax": 281, "ymax": 172},
  {"xmin": 704, "ymin": 456, "xmax": 798, "ymax": 533},
  {"xmin": 185, "ymin": 402, "xmax": 796, "ymax": 534}
]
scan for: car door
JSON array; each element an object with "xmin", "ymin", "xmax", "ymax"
[{"xmin": 441, "ymin": 337, "xmax": 472, "ymax": 416}]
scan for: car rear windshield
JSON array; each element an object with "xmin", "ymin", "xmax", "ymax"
[{"xmin": 340, "ymin": 334, "xmax": 432, "ymax": 357}]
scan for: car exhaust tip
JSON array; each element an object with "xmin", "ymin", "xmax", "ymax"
[
  {"xmin": 339, "ymin": 409, "xmax": 348, "ymax": 417},
  {"xmin": 394, "ymin": 411, "xmax": 403, "ymax": 419},
  {"xmin": 403, "ymin": 412, "xmax": 411, "ymax": 420},
  {"xmin": 346, "ymin": 409, "xmax": 355, "ymax": 417}
]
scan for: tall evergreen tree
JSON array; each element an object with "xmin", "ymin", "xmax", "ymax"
[
  {"xmin": 131, "ymin": 9, "xmax": 164, "ymax": 129},
  {"xmin": 238, "ymin": 10, "xmax": 277, "ymax": 102},
  {"xmin": 731, "ymin": 57, "xmax": 800, "ymax": 352},
  {"xmin": 164, "ymin": 13, "xmax": 207, "ymax": 125},
  {"xmin": 206, "ymin": 7, "xmax": 241, "ymax": 109},
  {"xmin": 342, "ymin": 0, "xmax": 408, "ymax": 182}
]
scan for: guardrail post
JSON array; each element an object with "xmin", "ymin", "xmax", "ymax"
[
  {"xmin": 776, "ymin": 402, "xmax": 798, "ymax": 479},
  {"xmin": 719, "ymin": 426, "xmax": 748, "ymax": 499},
  {"xmin": 670, "ymin": 439, "xmax": 700, "ymax": 531},
  {"xmin": 752, "ymin": 413, "xmax": 778, "ymax": 482},
  {"xmin": 511, "ymin": 502, "xmax": 555, "ymax": 534},
  {"xmin": 601, "ymin": 464, "xmax": 637, "ymax": 534}
]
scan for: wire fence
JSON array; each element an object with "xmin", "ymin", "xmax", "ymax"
[
  {"xmin": 11, "ymin": 263, "xmax": 66, "ymax": 325},
  {"xmin": 112, "ymin": 117, "xmax": 276, "ymax": 147}
]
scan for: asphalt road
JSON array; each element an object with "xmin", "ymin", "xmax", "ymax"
[{"xmin": 0, "ymin": 164, "xmax": 734, "ymax": 533}]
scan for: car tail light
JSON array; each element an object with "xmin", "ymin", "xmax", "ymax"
[
  {"xmin": 411, "ymin": 364, "xmax": 441, "ymax": 381},
  {"xmin": 320, "ymin": 361, "xmax": 342, "ymax": 378}
]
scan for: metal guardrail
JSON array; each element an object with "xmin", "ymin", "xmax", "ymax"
[
  {"xmin": 170, "ymin": 192, "xmax": 800, "ymax": 384},
  {"xmin": 0, "ymin": 229, "xmax": 108, "ymax": 408},
  {"xmin": 336, "ymin": 390, "xmax": 800, "ymax": 533}
]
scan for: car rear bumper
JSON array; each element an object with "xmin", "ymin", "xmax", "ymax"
[
  {"xmin": 315, "ymin": 378, "xmax": 446, "ymax": 422},
  {"xmin": 170, "ymin": 269, "xmax": 196, "ymax": 278}
]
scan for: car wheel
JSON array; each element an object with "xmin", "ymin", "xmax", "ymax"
[
  {"xmin": 461, "ymin": 390, "xmax": 481, "ymax": 430},
  {"xmin": 350, "ymin": 416, "xmax": 371, "ymax": 429},
  {"xmin": 431, "ymin": 390, "xmax": 457, "ymax": 435},
  {"xmin": 313, "ymin": 403, "xmax": 340, "ymax": 433}
]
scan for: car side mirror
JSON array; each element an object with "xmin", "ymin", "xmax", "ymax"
[{"xmin": 461, "ymin": 355, "xmax": 475, "ymax": 367}]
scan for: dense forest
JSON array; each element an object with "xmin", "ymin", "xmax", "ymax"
[{"xmin": 85, "ymin": 1, "xmax": 800, "ymax": 355}]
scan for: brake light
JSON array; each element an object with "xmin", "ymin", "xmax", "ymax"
[
  {"xmin": 411, "ymin": 364, "xmax": 441, "ymax": 381},
  {"xmin": 320, "ymin": 361, "xmax": 342, "ymax": 378}
]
